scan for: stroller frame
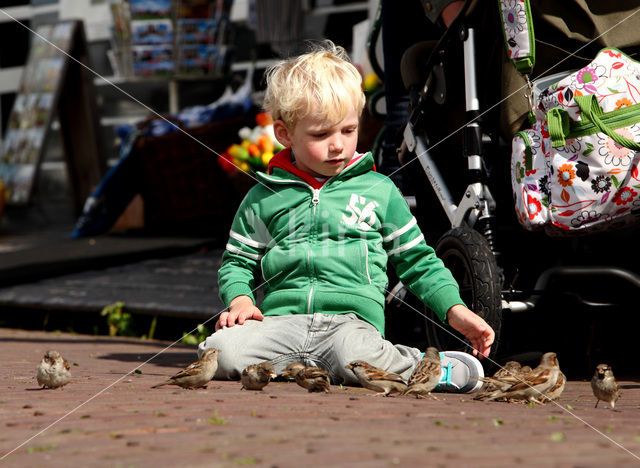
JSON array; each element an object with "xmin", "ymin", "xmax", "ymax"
[{"xmin": 391, "ymin": 1, "xmax": 640, "ymax": 359}]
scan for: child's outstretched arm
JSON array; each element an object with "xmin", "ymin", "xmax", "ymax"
[
  {"xmin": 446, "ymin": 304, "xmax": 494, "ymax": 359},
  {"xmin": 215, "ymin": 295, "xmax": 264, "ymax": 331}
]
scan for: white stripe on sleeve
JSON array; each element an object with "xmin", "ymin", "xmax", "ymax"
[
  {"xmin": 229, "ymin": 230, "xmax": 266, "ymax": 249},
  {"xmin": 226, "ymin": 243, "xmax": 263, "ymax": 261},
  {"xmin": 387, "ymin": 233, "xmax": 424, "ymax": 256},
  {"xmin": 382, "ymin": 217, "xmax": 417, "ymax": 243}
]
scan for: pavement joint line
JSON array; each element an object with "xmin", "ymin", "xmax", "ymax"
[
  {"xmin": 0, "ymin": 274, "xmax": 276, "ymax": 461},
  {"xmin": 387, "ymin": 287, "xmax": 640, "ymax": 462},
  {"xmin": 363, "ymin": 7, "xmax": 640, "ymax": 197},
  {"xmin": 0, "ymin": 8, "xmax": 279, "ymax": 197}
]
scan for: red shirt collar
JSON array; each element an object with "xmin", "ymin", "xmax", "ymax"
[{"xmin": 267, "ymin": 148, "xmax": 369, "ymax": 189}]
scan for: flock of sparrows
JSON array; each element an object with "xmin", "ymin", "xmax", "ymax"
[{"xmin": 35, "ymin": 347, "xmax": 621, "ymax": 409}]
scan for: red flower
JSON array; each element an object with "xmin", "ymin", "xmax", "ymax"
[
  {"xmin": 526, "ymin": 194, "xmax": 542, "ymax": 220},
  {"xmin": 612, "ymin": 187, "xmax": 638, "ymax": 206}
]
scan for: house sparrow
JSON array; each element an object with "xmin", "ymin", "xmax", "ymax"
[
  {"xmin": 483, "ymin": 352, "xmax": 561, "ymax": 404},
  {"xmin": 474, "ymin": 361, "xmax": 523, "ymax": 396},
  {"xmin": 591, "ymin": 363, "xmax": 620, "ymax": 409},
  {"xmin": 474, "ymin": 361, "xmax": 528, "ymax": 400},
  {"xmin": 541, "ymin": 370, "xmax": 566, "ymax": 403},
  {"xmin": 36, "ymin": 350, "xmax": 71, "ymax": 389},
  {"xmin": 345, "ymin": 360, "xmax": 407, "ymax": 396},
  {"xmin": 241, "ymin": 361, "xmax": 277, "ymax": 391},
  {"xmin": 151, "ymin": 348, "xmax": 220, "ymax": 389},
  {"xmin": 281, "ymin": 363, "xmax": 330, "ymax": 393},
  {"xmin": 401, "ymin": 347, "xmax": 441, "ymax": 399}
]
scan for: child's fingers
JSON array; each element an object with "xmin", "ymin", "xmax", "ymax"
[{"xmin": 215, "ymin": 311, "xmax": 230, "ymax": 331}]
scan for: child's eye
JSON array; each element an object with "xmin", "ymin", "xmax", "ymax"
[{"xmin": 312, "ymin": 133, "xmax": 327, "ymax": 138}]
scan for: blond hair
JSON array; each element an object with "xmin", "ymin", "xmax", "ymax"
[{"xmin": 262, "ymin": 40, "xmax": 365, "ymax": 129}]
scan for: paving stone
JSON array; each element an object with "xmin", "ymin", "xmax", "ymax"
[{"xmin": 1, "ymin": 328, "xmax": 640, "ymax": 467}]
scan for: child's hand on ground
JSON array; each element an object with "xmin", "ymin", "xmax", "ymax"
[
  {"xmin": 215, "ymin": 295, "xmax": 264, "ymax": 331},
  {"xmin": 446, "ymin": 304, "xmax": 495, "ymax": 359}
]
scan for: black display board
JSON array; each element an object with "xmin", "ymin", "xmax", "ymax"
[{"xmin": 0, "ymin": 20, "xmax": 105, "ymax": 214}]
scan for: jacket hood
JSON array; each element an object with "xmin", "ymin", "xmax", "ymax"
[{"xmin": 263, "ymin": 148, "xmax": 374, "ymax": 188}]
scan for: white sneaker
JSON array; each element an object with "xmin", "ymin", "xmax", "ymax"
[{"xmin": 433, "ymin": 351, "xmax": 484, "ymax": 393}]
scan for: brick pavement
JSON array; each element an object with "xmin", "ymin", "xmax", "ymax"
[{"xmin": 1, "ymin": 327, "xmax": 640, "ymax": 467}]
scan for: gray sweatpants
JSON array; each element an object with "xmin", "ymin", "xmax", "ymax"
[{"xmin": 197, "ymin": 313, "xmax": 422, "ymax": 385}]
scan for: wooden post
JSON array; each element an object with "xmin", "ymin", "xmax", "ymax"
[{"xmin": 57, "ymin": 21, "xmax": 107, "ymax": 215}]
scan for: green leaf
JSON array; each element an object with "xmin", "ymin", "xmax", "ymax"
[
  {"xmin": 208, "ymin": 410, "xmax": 228, "ymax": 425},
  {"xmin": 611, "ymin": 174, "xmax": 620, "ymax": 188},
  {"xmin": 550, "ymin": 432, "xmax": 565, "ymax": 442},
  {"xmin": 492, "ymin": 418, "xmax": 504, "ymax": 427},
  {"xmin": 607, "ymin": 87, "xmax": 619, "ymax": 94}
]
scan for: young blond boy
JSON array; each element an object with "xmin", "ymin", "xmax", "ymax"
[{"xmin": 198, "ymin": 41, "xmax": 494, "ymax": 391}]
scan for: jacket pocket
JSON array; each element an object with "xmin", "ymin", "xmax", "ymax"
[
  {"xmin": 313, "ymin": 239, "xmax": 371, "ymax": 286},
  {"xmin": 261, "ymin": 245, "xmax": 310, "ymax": 289}
]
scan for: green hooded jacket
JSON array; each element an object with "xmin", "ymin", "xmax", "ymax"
[{"xmin": 219, "ymin": 148, "xmax": 464, "ymax": 336}]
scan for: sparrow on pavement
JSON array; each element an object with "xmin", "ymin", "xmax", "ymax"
[
  {"xmin": 474, "ymin": 361, "xmax": 528, "ymax": 400},
  {"xmin": 345, "ymin": 360, "xmax": 407, "ymax": 396},
  {"xmin": 241, "ymin": 361, "xmax": 277, "ymax": 391},
  {"xmin": 151, "ymin": 348, "xmax": 220, "ymax": 389},
  {"xmin": 483, "ymin": 352, "xmax": 561, "ymax": 404},
  {"xmin": 401, "ymin": 347, "xmax": 441, "ymax": 399},
  {"xmin": 37, "ymin": 350, "xmax": 71, "ymax": 389},
  {"xmin": 281, "ymin": 363, "xmax": 331, "ymax": 393},
  {"xmin": 591, "ymin": 363, "xmax": 620, "ymax": 409},
  {"xmin": 541, "ymin": 369, "xmax": 566, "ymax": 403},
  {"xmin": 474, "ymin": 361, "xmax": 524, "ymax": 396}
]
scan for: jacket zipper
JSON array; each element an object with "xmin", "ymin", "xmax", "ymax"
[
  {"xmin": 311, "ymin": 188, "xmax": 320, "ymax": 215},
  {"xmin": 307, "ymin": 188, "xmax": 321, "ymax": 314}
]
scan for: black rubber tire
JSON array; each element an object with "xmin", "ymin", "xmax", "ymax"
[{"xmin": 425, "ymin": 226, "xmax": 502, "ymax": 359}]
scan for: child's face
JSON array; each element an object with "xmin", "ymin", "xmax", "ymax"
[{"xmin": 274, "ymin": 106, "xmax": 359, "ymax": 178}]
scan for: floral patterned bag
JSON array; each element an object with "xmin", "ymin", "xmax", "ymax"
[
  {"xmin": 500, "ymin": 0, "xmax": 640, "ymax": 234},
  {"xmin": 512, "ymin": 48, "xmax": 640, "ymax": 234}
]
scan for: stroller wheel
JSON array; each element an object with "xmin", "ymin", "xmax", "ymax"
[{"xmin": 425, "ymin": 226, "xmax": 502, "ymax": 360}]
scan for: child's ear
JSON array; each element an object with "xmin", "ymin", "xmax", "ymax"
[{"xmin": 273, "ymin": 120, "xmax": 292, "ymax": 147}]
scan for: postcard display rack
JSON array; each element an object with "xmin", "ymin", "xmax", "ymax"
[
  {"xmin": 0, "ymin": 20, "xmax": 106, "ymax": 213},
  {"xmin": 110, "ymin": 0, "xmax": 234, "ymax": 79}
]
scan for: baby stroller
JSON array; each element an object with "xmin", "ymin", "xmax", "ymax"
[{"xmin": 380, "ymin": 0, "xmax": 640, "ymax": 367}]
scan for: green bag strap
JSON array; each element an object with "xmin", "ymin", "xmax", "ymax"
[
  {"xmin": 547, "ymin": 94, "xmax": 640, "ymax": 150},
  {"xmin": 497, "ymin": 0, "xmax": 535, "ymax": 75},
  {"xmin": 546, "ymin": 107, "xmax": 571, "ymax": 148}
]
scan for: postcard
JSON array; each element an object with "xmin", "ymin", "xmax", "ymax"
[
  {"xmin": 132, "ymin": 45, "xmax": 174, "ymax": 77},
  {"xmin": 177, "ymin": 19, "xmax": 219, "ymax": 44},
  {"xmin": 130, "ymin": 0, "xmax": 172, "ymax": 19},
  {"xmin": 131, "ymin": 19, "xmax": 173, "ymax": 45}
]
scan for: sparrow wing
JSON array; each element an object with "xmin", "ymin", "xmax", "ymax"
[
  {"xmin": 408, "ymin": 360, "xmax": 440, "ymax": 386},
  {"xmin": 364, "ymin": 366, "xmax": 405, "ymax": 384},
  {"xmin": 301, "ymin": 366, "xmax": 329, "ymax": 380},
  {"xmin": 171, "ymin": 361, "xmax": 201, "ymax": 379},
  {"xmin": 507, "ymin": 369, "xmax": 551, "ymax": 392}
]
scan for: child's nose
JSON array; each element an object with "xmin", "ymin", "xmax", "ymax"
[{"xmin": 329, "ymin": 136, "xmax": 343, "ymax": 152}]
